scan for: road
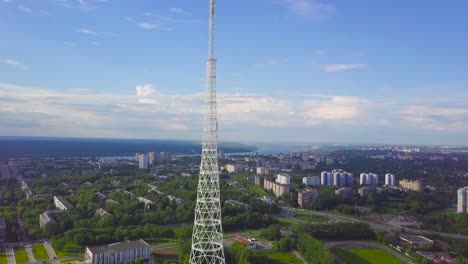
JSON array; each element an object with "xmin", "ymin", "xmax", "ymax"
[
  {"xmin": 288, "ymin": 207, "xmax": 468, "ymax": 240},
  {"xmin": 24, "ymin": 244, "xmax": 37, "ymax": 264},
  {"xmin": 325, "ymin": 240, "xmax": 414, "ymax": 264},
  {"xmin": 6, "ymin": 247, "xmax": 16, "ymax": 264}
]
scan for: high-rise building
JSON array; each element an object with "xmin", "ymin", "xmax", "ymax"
[
  {"xmin": 276, "ymin": 174, "xmax": 291, "ymax": 185},
  {"xmin": 148, "ymin": 152, "xmax": 155, "ymax": 164},
  {"xmin": 322, "ymin": 170, "xmax": 352, "ymax": 187},
  {"xmin": 457, "ymin": 187, "xmax": 468, "ymax": 213},
  {"xmin": 256, "ymin": 167, "xmax": 265, "ymax": 175},
  {"xmin": 360, "ymin": 173, "xmax": 379, "ymax": 186},
  {"xmin": 385, "ymin": 173, "xmax": 396, "ymax": 186},
  {"xmin": 138, "ymin": 154, "xmax": 148, "ymax": 169},
  {"xmin": 190, "ymin": 0, "xmax": 225, "ymax": 262},
  {"xmin": 321, "ymin": 171, "xmax": 332, "ymax": 186},
  {"xmin": 298, "ymin": 189, "xmax": 318, "ymax": 208},
  {"xmin": 303, "ymin": 176, "xmax": 320, "ymax": 187},
  {"xmin": 134, "ymin": 152, "xmax": 140, "ymax": 161}
]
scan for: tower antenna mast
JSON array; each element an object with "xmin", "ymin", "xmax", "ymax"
[{"xmin": 189, "ymin": 0, "xmax": 225, "ymax": 263}]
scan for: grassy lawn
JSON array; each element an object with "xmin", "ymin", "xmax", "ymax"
[
  {"xmin": 294, "ymin": 214, "xmax": 327, "ymax": 223},
  {"xmin": 33, "ymin": 244, "xmax": 50, "ymax": 260},
  {"xmin": 275, "ymin": 217, "xmax": 299, "ymax": 226},
  {"xmin": 333, "ymin": 248, "xmax": 403, "ymax": 264},
  {"xmin": 249, "ymin": 185, "xmax": 267, "ymax": 196},
  {"xmin": 14, "ymin": 247, "xmax": 29, "ymax": 264},
  {"xmin": 59, "ymin": 257, "xmax": 84, "ymax": 263},
  {"xmin": 251, "ymin": 250, "xmax": 301, "ymax": 264},
  {"xmin": 0, "ymin": 250, "xmax": 7, "ymax": 264}
]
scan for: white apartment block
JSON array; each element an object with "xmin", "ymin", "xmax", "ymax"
[
  {"xmin": 385, "ymin": 173, "xmax": 396, "ymax": 186},
  {"xmin": 225, "ymin": 164, "xmax": 243, "ymax": 173},
  {"xmin": 138, "ymin": 154, "xmax": 148, "ymax": 169},
  {"xmin": 276, "ymin": 174, "xmax": 291, "ymax": 185},
  {"xmin": 457, "ymin": 187, "xmax": 468, "ymax": 214}
]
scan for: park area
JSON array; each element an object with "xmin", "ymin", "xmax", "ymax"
[{"xmin": 333, "ymin": 248, "xmax": 403, "ymax": 264}]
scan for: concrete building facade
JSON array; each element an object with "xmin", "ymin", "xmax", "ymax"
[
  {"xmin": 84, "ymin": 240, "xmax": 151, "ymax": 264},
  {"xmin": 302, "ymin": 176, "xmax": 320, "ymax": 187}
]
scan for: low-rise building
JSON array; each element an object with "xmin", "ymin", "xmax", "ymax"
[
  {"xmin": 399, "ymin": 179, "xmax": 423, "ymax": 192},
  {"xmin": 264, "ymin": 179, "xmax": 290, "ymax": 198},
  {"xmin": 84, "ymin": 240, "xmax": 151, "ymax": 264},
  {"xmin": 54, "ymin": 196, "xmax": 73, "ymax": 210},
  {"xmin": 95, "ymin": 208, "xmax": 111, "ymax": 217},
  {"xmin": 358, "ymin": 186, "xmax": 373, "ymax": 198},
  {"xmin": 335, "ymin": 187, "xmax": 353, "ymax": 200},
  {"xmin": 225, "ymin": 164, "xmax": 243, "ymax": 173},
  {"xmin": 298, "ymin": 189, "xmax": 318, "ymax": 208},
  {"xmin": 302, "ymin": 176, "xmax": 320, "ymax": 187}
]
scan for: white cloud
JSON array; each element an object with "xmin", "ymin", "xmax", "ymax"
[
  {"xmin": 3, "ymin": 59, "xmax": 28, "ymax": 70},
  {"xmin": 322, "ymin": 64, "xmax": 367, "ymax": 73},
  {"xmin": 18, "ymin": 5, "xmax": 32, "ymax": 12},
  {"xmin": 400, "ymin": 105, "xmax": 468, "ymax": 131},
  {"xmin": 170, "ymin": 7, "xmax": 189, "ymax": 14},
  {"xmin": 276, "ymin": 0, "xmax": 336, "ymax": 20},
  {"xmin": 314, "ymin": 49, "xmax": 325, "ymax": 56},
  {"xmin": 77, "ymin": 28, "xmax": 97, "ymax": 35},
  {"xmin": 253, "ymin": 59, "xmax": 283, "ymax": 68},
  {"xmin": 302, "ymin": 96, "xmax": 369, "ymax": 125},
  {"xmin": 137, "ymin": 22, "xmax": 158, "ymax": 30}
]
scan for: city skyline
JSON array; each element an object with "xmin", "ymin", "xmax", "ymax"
[{"xmin": 1, "ymin": 0, "xmax": 468, "ymax": 145}]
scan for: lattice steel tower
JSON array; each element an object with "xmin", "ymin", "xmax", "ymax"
[{"xmin": 189, "ymin": 0, "xmax": 225, "ymax": 263}]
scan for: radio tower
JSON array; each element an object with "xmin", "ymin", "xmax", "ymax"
[{"xmin": 189, "ymin": 0, "xmax": 225, "ymax": 263}]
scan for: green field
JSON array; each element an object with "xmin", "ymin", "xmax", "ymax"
[
  {"xmin": 333, "ymin": 248, "xmax": 403, "ymax": 264},
  {"xmin": 251, "ymin": 250, "xmax": 301, "ymax": 264},
  {"xmin": 294, "ymin": 214, "xmax": 327, "ymax": 223},
  {"xmin": 14, "ymin": 248, "xmax": 29, "ymax": 264},
  {"xmin": 0, "ymin": 250, "xmax": 7, "ymax": 264},
  {"xmin": 33, "ymin": 244, "xmax": 49, "ymax": 260}
]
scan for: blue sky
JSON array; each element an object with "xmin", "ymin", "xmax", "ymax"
[{"xmin": 1, "ymin": 0, "xmax": 468, "ymax": 145}]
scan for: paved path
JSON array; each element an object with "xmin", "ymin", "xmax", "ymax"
[
  {"xmin": 292, "ymin": 250, "xmax": 307, "ymax": 264},
  {"xmin": 43, "ymin": 242, "xmax": 59, "ymax": 264},
  {"xmin": 325, "ymin": 240, "xmax": 414, "ymax": 264},
  {"xmin": 24, "ymin": 244, "xmax": 37, "ymax": 264},
  {"xmin": 6, "ymin": 247, "xmax": 16, "ymax": 264}
]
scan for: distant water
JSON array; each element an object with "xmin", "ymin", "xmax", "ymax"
[{"xmin": 0, "ymin": 137, "xmax": 256, "ymax": 160}]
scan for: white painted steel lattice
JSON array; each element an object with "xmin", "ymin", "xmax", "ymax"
[{"xmin": 189, "ymin": 0, "xmax": 225, "ymax": 263}]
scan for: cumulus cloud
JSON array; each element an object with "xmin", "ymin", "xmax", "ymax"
[
  {"xmin": 302, "ymin": 96, "xmax": 369, "ymax": 125},
  {"xmin": 322, "ymin": 64, "xmax": 367, "ymax": 73}
]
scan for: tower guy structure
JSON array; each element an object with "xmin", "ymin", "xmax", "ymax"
[{"xmin": 189, "ymin": 0, "xmax": 225, "ymax": 263}]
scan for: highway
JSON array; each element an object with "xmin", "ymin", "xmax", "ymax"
[{"xmin": 287, "ymin": 207, "xmax": 468, "ymax": 240}]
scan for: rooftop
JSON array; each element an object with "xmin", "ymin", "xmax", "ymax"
[{"xmin": 87, "ymin": 240, "xmax": 150, "ymax": 254}]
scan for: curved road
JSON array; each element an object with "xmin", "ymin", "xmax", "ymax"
[{"xmin": 288, "ymin": 208, "xmax": 468, "ymax": 240}]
